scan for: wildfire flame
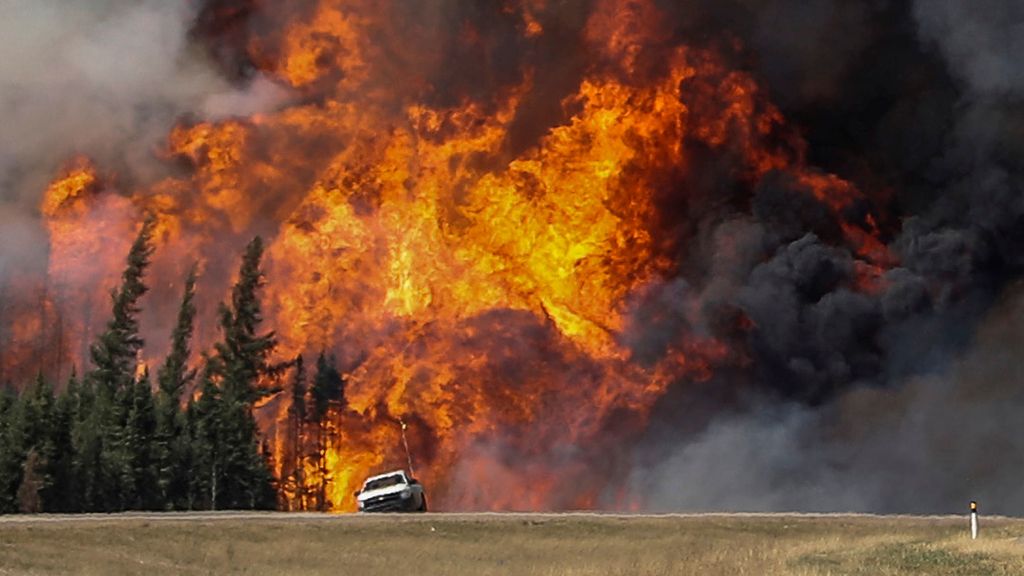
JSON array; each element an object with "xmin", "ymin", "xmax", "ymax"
[{"xmin": 12, "ymin": 0, "xmax": 892, "ymax": 511}]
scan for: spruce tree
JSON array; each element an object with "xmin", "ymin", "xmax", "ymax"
[
  {"xmin": 190, "ymin": 369, "xmax": 223, "ymax": 510},
  {"xmin": 84, "ymin": 217, "xmax": 155, "ymax": 510},
  {"xmin": 157, "ymin": 265, "xmax": 198, "ymax": 401},
  {"xmin": 183, "ymin": 395, "xmax": 206, "ymax": 510},
  {"xmin": 212, "ymin": 237, "xmax": 283, "ymax": 404},
  {"xmin": 286, "ymin": 355, "xmax": 307, "ymax": 510},
  {"xmin": 69, "ymin": 374, "xmax": 101, "ymax": 511},
  {"xmin": 87, "ymin": 217, "xmax": 155, "ymax": 397},
  {"xmin": 310, "ymin": 352, "xmax": 345, "ymax": 511},
  {"xmin": 44, "ymin": 372, "xmax": 77, "ymax": 512},
  {"xmin": 123, "ymin": 369, "xmax": 157, "ymax": 509},
  {"xmin": 0, "ymin": 388, "xmax": 23, "ymax": 513},
  {"xmin": 19, "ymin": 375, "xmax": 55, "ymax": 512},
  {"xmin": 193, "ymin": 237, "xmax": 280, "ymax": 510},
  {"xmin": 155, "ymin": 265, "xmax": 198, "ymax": 509},
  {"xmin": 24, "ymin": 374, "xmax": 55, "ymax": 456},
  {"xmin": 310, "ymin": 352, "xmax": 345, "ymax": 423}
]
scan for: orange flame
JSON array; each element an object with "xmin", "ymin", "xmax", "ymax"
[{"xmin": 18, "ymin": 0, "xmax": 894, "ymax": 511}]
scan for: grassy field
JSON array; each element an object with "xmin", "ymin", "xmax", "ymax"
[{"xmin": 0, "ymin": 512, "xmax": 1022, "ymax": 575}]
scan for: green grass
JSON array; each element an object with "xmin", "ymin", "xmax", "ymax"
[
  {"xmin": 0, "ymin": 513, "xmax": 1022, "ymax": 575},
  {"xmin": 798, "ymin": 543, "xmax": 999, "ymax": 575}
]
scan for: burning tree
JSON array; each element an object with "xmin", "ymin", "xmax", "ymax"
[
  {"xmin": 308, "ymin": 351, "xmax": 346, "ymax": 511},
  {"xmin": 282, "ymin": 353, "xmax": 307, "ymax": 511}
]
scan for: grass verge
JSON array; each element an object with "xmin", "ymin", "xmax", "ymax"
[{"xmin": 0, "ymin": 513, "xmax": 1021, "ymax": 575}]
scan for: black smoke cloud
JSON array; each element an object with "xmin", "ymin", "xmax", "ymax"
[
  {"xmin": 628, "ymin": 0, "xmax": 1024, "ymax": 513},
  {"xmin": 632, "ymin": 283, "xmax": 1024, "ymax": 513}
]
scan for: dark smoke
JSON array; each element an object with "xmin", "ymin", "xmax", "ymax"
[
  {"xmin": 632, "ymin": 283, "xmax": 1024, "ymax": 513},
  {"xmin": 629, "ymin": 0, "xmax": 1024, "ymax": 514}
]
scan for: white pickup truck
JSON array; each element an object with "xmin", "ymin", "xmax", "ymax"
[{"xmin": 355, "ymin": 470, "xmax": 427, "ymax": 512}]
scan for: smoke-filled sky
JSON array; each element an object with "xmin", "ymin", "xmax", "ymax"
[
  {"xmin": 630, "ymin": 0, "xmax": 1024, "ymax": 514},
  {"xmin": 0, "ymin": 0, "xmax": 283, "ymax": 275},
  {"xmin": 633, "ymin": 284, "xmax": 1024, "ymax": 513},
  {"xmin": 3, "ymin": 0, "xmax": 1024, "ymax": 513}
]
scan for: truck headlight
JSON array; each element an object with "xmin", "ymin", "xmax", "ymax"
[{"xmin": 401, "ymin": 488, "xmax": 412, "ymax": 499}]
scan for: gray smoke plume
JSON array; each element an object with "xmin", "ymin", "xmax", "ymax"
[
  {"xmin": 0, "ymin": 0, "xmax": 287, "ymax": 265},
  {"xmin": 914, "ymin": 0, "xmax": 1024, "ymax": 96},
  {"xmin": 633, "ymin": 283, "xmax": 1024, "ymax": 514},
  {"xmin": 624, "ymin": 0, "xmax": 1024, "ymax": 514}
]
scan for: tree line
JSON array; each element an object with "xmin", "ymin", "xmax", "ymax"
[{"xmin": 0, "ymin": 219, "xmax": 346, "ymax": 513}]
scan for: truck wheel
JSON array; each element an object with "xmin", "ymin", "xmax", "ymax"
[{"xmin": 418, "ymin": 495, "xmax": 428, "ymax": 512}]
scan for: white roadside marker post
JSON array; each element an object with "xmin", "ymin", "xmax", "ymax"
[
  {"xmin": 970, "ymin": 500, "xmax": 979, "ymax": 540},
  {"xmin": 399, "ymin": 418, "xmax": 416, "ymax": 478}
]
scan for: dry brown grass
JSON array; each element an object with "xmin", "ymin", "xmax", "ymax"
[{"xmin": 0, "ymin": 513, "xmax": 1022, "ymax": 575}]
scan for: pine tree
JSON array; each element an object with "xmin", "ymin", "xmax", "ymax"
[
  {"xmin": 212, "ymin": 237, "xmax": 283, "ymax": 404},
  {"xmin": 183, "ymin": 395, "xmax": 206, "ymax": 510},
  {"xmin": 155, "ymin": 265, "xmax": 198, "ymax": 509},
  {"xmin": 310, "ymin": 352, "xmax": 345, "ymax": 511},
  {"xmin": 69, "ymin": 374, "xmax": 102, "ymax": 511},
  {"xmin": 190, "ymin": 369, "xmax": 223, "ymax": 510},
  {"xmin": 24, "ymin": 374, "xmax": 55, "ymax": 455},
  {"xmin": 20, "ymin": 375, "xmax": 55, "ymax": 512},
  {"xmin": 123, "ymin": 370, "xmax": 157, "ymax": 509},
  {"xmin": 0, "ymin": 388, "xmax": 23, "ymax": 513},
  {"xmin": 286, "ymin": 355, "xmax": 307, "ymax": 510},
  {"xmin": 106, "ymin": 375, "xmax": 138, "ymax": 510},
  {"xmin": 310, "ymin": 352, "xmax": 345, "ymax": 422},
  {"xmin": 84, "ymin": 217, "xmax": 156, "ymax": 511},
  {"xmin": 192, "ymin": 237, "xmax": 280, "ymax": 510},
  {"xmin": 87, "ymin": 217, "xmax": 155, "ymax": 398},
  {"xmin": 43, "ymin": 372, "xmax": 77, "ymax": 512},
  {"xmin": 157, "ymin": 265, "xmax": 198, "ymax": 401}
]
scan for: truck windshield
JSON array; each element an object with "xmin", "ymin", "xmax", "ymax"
[{"xmin": 364, "ymin": 475, "xmax": 404, "ymax": 491}]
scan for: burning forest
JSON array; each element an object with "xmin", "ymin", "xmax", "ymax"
[{"xmin": 2, "ymin": 0, "xmax": 1024, "ymax": 513}]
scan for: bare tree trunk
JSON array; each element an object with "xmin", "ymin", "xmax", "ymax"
[
  {"xmin": 210, "ymin": 460, "xmax": 218, "ymax": 511},
  {"xmin": 294, "ymin": 415, "xmax": 305, "ymax": 511},
  {"xmin": 317, "ymin": 424, "xmax": 325, "ymax": 511}
]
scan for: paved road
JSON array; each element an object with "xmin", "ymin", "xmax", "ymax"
[{"xmin": 0, "ymin": 511, "xmax": 987, "ymax": 524}]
